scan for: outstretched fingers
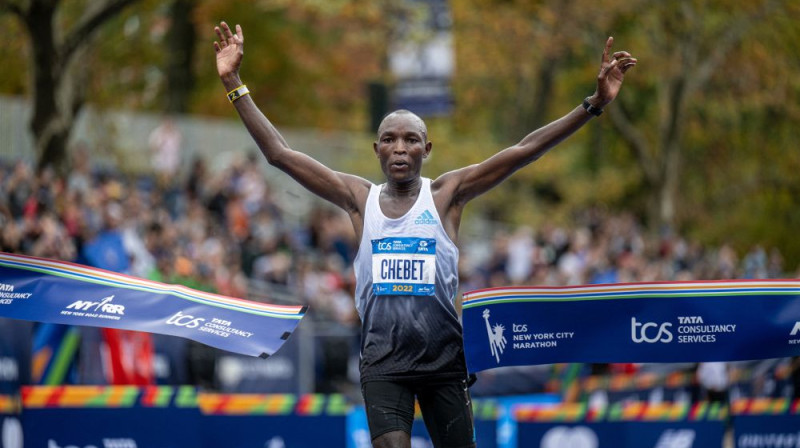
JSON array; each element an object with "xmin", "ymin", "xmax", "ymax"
[
  {"xmin": 612, "ymin": 51, "xmax": 632, "ymax": 60},
  {"xmin": 214, "ymin": 22, "xmax": 243, "ymax": 53},
  {"xmin": 600, "ymin": 56, "xmax": 637, "ymax": 78},
  {"xmin": 617, "ymin": 57, "xmax": 637, "ymax": 73},
  {"xmin": 221, "ymin": 21, "xmax": 235, "ymax": 40},
  {"xmin": 235, "ymin": 24, "xmax": 244, "ymax": 42},
  {"xmin": 602, "ymin": 36, "xmax": 614, "ymax": 64},
  {"xmin": 214, "ymin": 25, "xmax": 226, "ymax": 49}
]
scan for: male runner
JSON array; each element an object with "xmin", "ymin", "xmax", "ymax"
[{"xmin": 214, "ymin": 21, "xmax": 636, "ymax": 448}]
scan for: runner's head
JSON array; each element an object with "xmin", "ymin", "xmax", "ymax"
[
  {"xmin": 377, "ymin": 110, "xmax": 428, "ymax": 142},
  {"xmin": 374, "ymin": 110, "xmax": 432, "ymax": 183}
]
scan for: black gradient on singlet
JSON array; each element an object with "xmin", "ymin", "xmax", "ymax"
[{"xmin": 359, "ymin": 295, "xmax": 467, "ymax": 382}]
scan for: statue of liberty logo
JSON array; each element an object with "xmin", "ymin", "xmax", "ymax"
[{"xmin": 483, "ymin": 309, "xmax": 507, "ymax": 363}]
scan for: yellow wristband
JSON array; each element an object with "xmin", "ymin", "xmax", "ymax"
[{"xmin": 227, "ymin": 85, "xmax": 250, "ymax": 103}]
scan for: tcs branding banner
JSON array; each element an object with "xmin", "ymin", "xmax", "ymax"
[
  {"xmin": 0, "ymin": 252, "xmax": 305, "ymax": 358},
  {"xmin": 517, "ymin": 422, "xmax": 725, "ymax": 448},
  {"xmin": 514, "ymin": 401, "xmax": 727, "ymax": 448},
  {"xmin": 731, "ymin": 398, "xmax": 800, "ymax": 448},
  {"xmin": 462, "ymin": 280, "xmax": 800, "ymax": 373}
]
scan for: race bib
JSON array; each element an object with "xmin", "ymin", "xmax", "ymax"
[{"xmin": 372, "ymin": 237, "xmax": 436, "ymax": 296}]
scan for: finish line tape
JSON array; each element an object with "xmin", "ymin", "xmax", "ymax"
[
  {"xmin": 0, "ymin": 252, "xmax": 305, "ymax": 358},
  {"xmin": 463, "ymin": 280, "xmax": 800, "ymax": 373}
]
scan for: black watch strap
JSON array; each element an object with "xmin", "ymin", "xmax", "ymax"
[{"xmin": 582, "ymin": 97, "xmax": 603, "ymax": 116}]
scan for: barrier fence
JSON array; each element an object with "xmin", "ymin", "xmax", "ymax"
[{"xmin": 2, "ymin": 387, "xmax": 800, "ymax": 448}]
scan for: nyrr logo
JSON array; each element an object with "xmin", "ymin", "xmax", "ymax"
[
  {"xmin": 66, "ymin": 295, "xmax": 124, "ymax": 315},
  {"xmin": 540, "ymin": 426, "xmax": 598, "ymax": 448},
  {"xmin": 414, "ymin": 210, "xmax": 438, "ymax": 225},
  {"xmin": 790, "ymin": 322, "xmax": 800, "ymax": 336},
  {"xmin": 166, "ymin": 311, "xmax": 205, "ymax": 329},
  {"xmin": 631, "ymin": 317, "xmax": 673, "ymax": 343},
  {"xmin": 482, "ymin": 309, "xmax": 507, "ymax": 363}
]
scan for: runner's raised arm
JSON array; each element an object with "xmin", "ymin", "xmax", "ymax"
[
  {"xmin": 213, "ymin": 21, "xmax": 370, "ymax": 217},
  {"xmin": 436, "ymin": 37, "xmax": 637, "ymax": 208}
]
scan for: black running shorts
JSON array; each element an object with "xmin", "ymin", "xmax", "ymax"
[{"xmin": 361, "ymin": 378, "xmax": 476, "ymax": 448}]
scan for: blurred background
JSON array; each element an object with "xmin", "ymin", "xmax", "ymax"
[{"xmin": 1, "ymin": 0, "xmax": 800, "ymax": 446}]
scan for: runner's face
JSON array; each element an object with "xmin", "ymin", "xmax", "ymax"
[{"xmin": 374, "ymin": 115, "xmax": 431, "ymax": 183}]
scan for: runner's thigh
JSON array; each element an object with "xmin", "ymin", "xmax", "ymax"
[
  {"xmin": 416, "ymin": 379, "xmax": 476, "ymax": 448},
  {"xmin": 362, "ymin": 380, "xmax": 416, "ymax": 440}
]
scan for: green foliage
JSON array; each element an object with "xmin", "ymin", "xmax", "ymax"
[
  {"xmin": 88, "ymin": 0, "xmax": 166, "ymax": 110},
  {"xmin": 191, "ymin": 1, "xmax": 385, "ymax": 130},
  {"xmin": 0, "ymin": 15, "xmax": 26, "ymax": 95}
]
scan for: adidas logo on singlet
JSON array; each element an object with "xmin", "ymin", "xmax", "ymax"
[{"xmin": 414, "ymin": 209, "xmax": 438, "ymax": 225}]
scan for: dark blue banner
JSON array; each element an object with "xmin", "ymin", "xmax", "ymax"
[
  {"xmin": 734, "ymin": 415, "xmax": 800, "ymax": 448},
  {"xmin": 20, "ymin": 387, "xmax": 352, "ymax": 448},
  {"xmin": 0, "ymin": 318, "xmax": 31, "ymax": 394},
  {"xmin": 462, "ymin": 281, "xmax": 800, "ymax": 373},
  {"xmin": 204, "ymin": 413, "xmax": 346, "ymax": 447},
  {"xmin": 732, "ymin": 398, "xmax": 800, "ymax": 448},
  {"xmin": 199, "ymin": 392, "xmax": 349, "ymax": 448},
  {"xmin": 513, "ymin": 401, "xmax": 727, "ymax": 448},
  {"xmin": 0, "ymin": 252, "xmax": 305, "ymax": 359},
  {"xmin": 517, "ymin": 421, "xmax": 725, "ymax": 448},
  {"xmin": 21, "ymin": 386, "xmax": 202, "ymax": 448},
  {"xmin": 23, "ymin": 406, "xmax": 202, "ymax": 448}
]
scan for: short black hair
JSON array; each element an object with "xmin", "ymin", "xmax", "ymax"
[{"xmin": 377, "ymin": 110, "xmax": 428, "ymax": 142}]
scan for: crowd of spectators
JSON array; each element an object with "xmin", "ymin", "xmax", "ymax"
[{"xmin": 1, "ymin": 146, "xmax": 798, "ymax": 402}]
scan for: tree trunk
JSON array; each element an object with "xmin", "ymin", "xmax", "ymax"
[
  {"xmin": 607, "ymin": 1, "xmax": 780, "ymax": 234},
  {"xmin": 165, "ymin": 0, "xmax": 196, "ymax": 114},
  {"xmin": 37, "ymin": 126, "xmax": 71, "ymax": 172},
  {"xmin": 34, "ymin": 46, "xmax": 89, "ymax": 173},
  {"xmin": 26, "ymin": 0, "xmax": 61, "ymax": 171},
  {"xmin": 9, "ymin": 0, "xmax": 140, "ymax": 173},
  {"xmin": 528, "ymin": 57, "xmax": 558, "ymax": 130}
]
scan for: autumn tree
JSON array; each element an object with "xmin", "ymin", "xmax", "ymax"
[
  {"xmin": 0, "ymin": 0, "xmax": 140, "ymax": 173},
  {"xmin": 191, "ymin": 0, "xmax": 387, "ymax": 130},
  {"xmin": 606, "ymin": 0, "xmax": 797, "ymax": 230},
  {"xmin": 164, "ymin": 0, "xmax": 194, "ymax": 113},
  {"xmin": 449, "ymin": 0, "xmax": 626, "ymax": 224},
  {"xmin": 452, "ymin": 1, "xmax": 799, "ymax": 235},
  {"xmin": 452, "ymin": 0, "xmax": 618, "ymax": 136}
]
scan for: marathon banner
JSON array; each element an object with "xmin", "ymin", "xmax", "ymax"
[
  {"xmin": 462, "ymin": 280, "xmax": 800, "ymax": 373},
  {"xmin": 21, "ymin": 386, "xmax": 203, "ymax": 448},
  {"xmin": 731, "ymin": 398, "xmax": 800, "ymax": 448},
  {"xmin": 0, "ymin": 252, "xmax": 305, "ymax": 359},
  {"xmin": 20, "ymin": 387, "xmax": 349, "ymax": 448},
  {"xmin": 514, "ymin": 401, "xmax": 727, "ymax": 448}
]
